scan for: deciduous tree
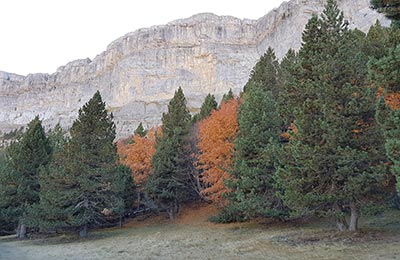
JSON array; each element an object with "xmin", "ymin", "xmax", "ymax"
[
  {"xmin": 118, "ymin": 128, "xmax": 159, "ymax": 188},
  {"xmin": 196, "ymin": 99, "xmax": 239, "ymax": 204}
]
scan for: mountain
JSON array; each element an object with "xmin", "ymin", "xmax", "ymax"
[{"xmin": 0, "ymin": 0, "xmax": 389, "ymax": 138}]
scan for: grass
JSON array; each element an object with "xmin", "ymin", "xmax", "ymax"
[{"xmin": 1, "ymin": 203, "xmax": 400, "ymax": 260}]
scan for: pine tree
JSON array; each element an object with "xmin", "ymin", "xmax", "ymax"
[
  {"xmin": 244, "ymin": 47, "xmax": 280, "ymax": 97},
  {"xmin": 48, "ymin": 123, "xmax": 67, "ymax": 154},
  {"xmin": 277, "ymin": 0, "xmax": 393, "ymax": 231},
  {"xmin": 134, "ymin": 122, "xmax": 147, "ymax": 137},
  {"xmin": 218, "ymin": 49, "xmax": 287, "ymax": 222},
  {"xmin": 146, "ymin": 87, "xmax": 192, "ymax": 220},
  {"xmin": 193, "ymin": 94, "xmax": 218, "ymax": 122},
  {"xmin": 363, "ymin": 21, "xmax": 391, "ymax": 60},
  {"xmin": 0, "ymin": 155, "xmax": 20, "ymax": 235},
  {"xmin": 369, "ymin": 45, "xmax": 400, "ymax": 94},
  {"xmin": 277, "ymin": 49, "xmax": 301, "ymax": 125},
  {"xmin": 221, "ymin": 89, "xmax": 234, "ymax": 105},
  {"xmin": 0, "ymin": 116, "xmax": 51, "ymax": 238},
  {"xmin": 29, "ymin": 91, "xmax": 133, "ymax": 237},
  {"xmin": 226, "ymin": 87, "xmax": 286, "ymax": 221},
  {"xmin": 371, "ymin": 44, "xmax": 400, "ymax": 191}
]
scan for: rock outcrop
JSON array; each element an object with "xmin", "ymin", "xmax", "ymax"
[{"xmin": 0, "ymin": 0, "xmax": 389, "ymax": 138}]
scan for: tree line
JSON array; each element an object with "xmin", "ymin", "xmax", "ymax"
[
  {"xmin": 0, "ymin": 92, "xmax": 135, "ymax": 238},
  {"xmin": 1, "ymin": 0, "xmax": 399, "ymax": 238}
]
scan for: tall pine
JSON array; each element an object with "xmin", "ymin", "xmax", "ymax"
[
  {"xmin": 29, "ymin": 91, "xmax": 134, "ymax": 237},
  {"xmin": 277, "ymin": 0, "xmax": 393, "ymax": 231},
  {"xmin": 370, "ymin": 42, "xmax": 400, "ymax": 191},
  {"xmin": 192, "ymin": 94, "xmax": 218, "ymax": 122},
  {"xmin": 218, "ymin": 49, "xmax": 287, "ymax": 222},
  {"xmin": 146, "ymin": 87, "xmax": 192, "ymax": 220},
  {"xmin": 0, "ymin": 116, "xmax": 51, "ymax": 238}
]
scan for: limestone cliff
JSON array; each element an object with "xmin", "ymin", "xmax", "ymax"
[{"xmin": 0, "ymin": 0, "xmax": 389, "ymax": 138}]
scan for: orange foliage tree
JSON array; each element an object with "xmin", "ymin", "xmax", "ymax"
[
  {"xmin": 196, "ymin": 99, "xmax": 239, "ymax": 204},
  {"xmin": 117, "ymin": 127, "xmax": 160, "ymax": 189}
]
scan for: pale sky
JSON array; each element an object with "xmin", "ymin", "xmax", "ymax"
[{"xmin": 0, "ymin": 0, "xmax": 285, "ymax": 76}]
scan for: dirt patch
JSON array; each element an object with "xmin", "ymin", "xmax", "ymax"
[{"xmin": 122, "ymin": 201, "xmax": 244, "ymax": 229}]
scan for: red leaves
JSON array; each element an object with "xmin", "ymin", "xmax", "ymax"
[
  {"xmin": 196, "ymin": 99, "xmax": 239, "ymax": 204},
  {"xmin": 117, "ymin": 127, "xmax": 160, "ymax": 188}
]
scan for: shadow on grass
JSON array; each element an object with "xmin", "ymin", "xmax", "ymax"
[{"xmin": 269, "ymin": 209, "xmax": 400, "ymax": 246}]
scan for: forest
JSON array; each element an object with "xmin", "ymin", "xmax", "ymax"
[{"xmin": 1, "ymin": 0, "xmax": 400, "ymax": 242}]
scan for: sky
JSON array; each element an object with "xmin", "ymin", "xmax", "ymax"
[{"xmin": 0, "ymin": 0, "xmax": 286, "ymax": 76}]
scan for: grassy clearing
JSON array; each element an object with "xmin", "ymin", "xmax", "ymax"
[{"xmin": 1, "ymin": 204, "xmax": 400, "ymax": 260}]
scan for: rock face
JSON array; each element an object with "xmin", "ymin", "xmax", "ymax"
[{"xmin": 0, "ymin": 0, "xmax": 389, "ymax": 138}]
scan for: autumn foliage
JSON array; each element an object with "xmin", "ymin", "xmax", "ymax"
[
  {"xmin": 118, "ymin": 127, "xmax": 160, "ymax": 188},
  {"xmin": 196, "ymin": 99, "xmax": 239, "ymax": 204},
  {"xmin": 377, "ymin": 87, "xmax": 400, "ymax": 110}
]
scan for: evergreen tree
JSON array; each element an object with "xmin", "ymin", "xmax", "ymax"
[
  {"xmin": 277, "ymin": 49, "xmax": 301, "ymax": 124},
  {"xmin": 371, "ymin": 45, "xmax": 400, "ymax": 191},
  {"xmin": 193, "ymin": 94, "xmax": 218, "ymax": 122},
  {"xmin": 221, "ymin": 89, "xmax": 234, "ymax": 105},
  {"xmin": 277, "ymin": 0, "xmax": 393, "ymax": 231},
  {"xmin": 223, "ymin": 87, "xmax": 286, "ymax": 222},
  {"xmin": 371, "ymin": 0, "xmax": 400, "ymax": 27},
  {"xmin": 146, "ymin": 87, "xmax": 192, "ymax": 220},
  {"xmin": 29, "ymin": 91, "xmax": 133, "ymax": 237},
  {"xmin": 0, "ymin": 155, "xmax": 20, "ymax": 235},
  {"xmin": 363, "ymin": 21, "xmax": 391, "ymax": 59},
  {"xmin": 48, "ymin": 123, "xmax": 67, "ymax": 154},
  {"xmin": 369, "ymin": 45, "xmax": 400, "ymax": 94},
  {"xmin": 0, "ymin": 116, "xmax": 51, "ymax": 238},
  {"xmin": 244, "ymin": 47, "xmax": 280, "ymax": 97},
  {"xmin": 218, "ymin": 48, "xmax": 287, "ymax": 222},
  {"xmin": 134, "ymin": 122, "xmax": 147, "ymax": 137}
]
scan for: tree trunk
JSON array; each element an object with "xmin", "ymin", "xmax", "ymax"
[
  {"xmin": 167, "ymin": 206, "xmax": 174, "ymax": 221},
  {"xmin": 336, "ymin": 217, "xmax": 348, "ymax": 231},
  {"xmin": 137, "ymin": 192, "xmax": 141, "ymax": 206},
  {"xmin": 16, "ymin": 222, "xmax": 27, "ymax": 239},
  {"xmin": 334, "ymin": 203, "xmax": 348, "ymax": 231},
  {"xmin": 79, "ymin": 224, "xmax": 88, "ymax": 238},
  {"xmin": 119, "ymin": 215, "xmax": 123, "ymax": 229},
  {"xmin": 175, "ymin": 199, "xmax": 180, "ymax": 214},
  {"xmin": 349, "ymin": 201, "xmax": 359, "ymax": 232}
]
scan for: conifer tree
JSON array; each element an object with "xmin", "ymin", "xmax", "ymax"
[
  {"xmin": 134, "ymin": 122, "xmax": 147, "ymax": 137},
  {"xmin": 371, "ymin": 45, "xmax": 400, "ymax": 190},
  {"xmin": 193, "ymin": 94, "xmax": 218, "ymax": 122},
  {"xmin": 48, "ymin": 123, "xmax": 67, "ymax": 154},
  {"xmin": 244, "ymin": 47, "xmax": 280, "ymax": 97},
  {"xmin": 29, "ymin": 91, "xmax": 134, "ymax": 237},
  {"xmin": 277, "ymin": 49, "xmax": 301, "ymax": 124},
  {"xmin": 219, "ymin": 49, "xmax": 286, "ymax": 222},
  {"xmin": 221, "ymin": 89, "xmax": 234, "ymax": 105},
  {"xmin": 0, "ymin": 155, "xmax": 20, "ymax": 235},
  {"xmin": 146, "ymin": 87, "xmax": 192, "ymax": 220},
  {"xmin": 363, "ymin": 21, "xmax": 391, "ymax": 59},
  {"xmin": 0, "ymin": 116, "xmax": 51, "ymax": 238},
  {"xmin": 277, "ymin": 0, "xmax": 393, "ymax": 231}
]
